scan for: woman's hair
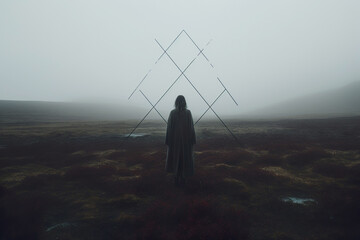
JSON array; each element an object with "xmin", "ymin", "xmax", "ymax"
[{"xmin": 175, "ymin": 95, "xmax": 187, "ymax": 110}]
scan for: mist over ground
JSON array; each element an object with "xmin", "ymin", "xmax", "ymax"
[
  {"xmin": 1, "ymin": 3, "xmax": 360, "ymax": 239},
  {"xmin": 1, "ymin": 1, "xmax": 360, "ymax": 117},
  {"xmin": 1, "ymin": 80, "xmax": 360, "ymax": 123}
]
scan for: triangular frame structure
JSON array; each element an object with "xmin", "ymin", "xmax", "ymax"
[{"xmin": 128, "ymin": 30, "xmax": 239, "ymax": 141}]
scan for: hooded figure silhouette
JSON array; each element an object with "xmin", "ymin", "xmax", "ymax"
[{"xmin": 165, "ymin": 95, "xmax": 196, "ymax": 185}]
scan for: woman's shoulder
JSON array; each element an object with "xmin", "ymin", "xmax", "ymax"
[{"xmin": 169, "ymin": 109, "xmax": 178, "ymax": 117}]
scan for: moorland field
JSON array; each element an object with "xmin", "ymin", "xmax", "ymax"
[{"xmin": 0, "ymin": 117, "xmax": 360, "ymax": 239}]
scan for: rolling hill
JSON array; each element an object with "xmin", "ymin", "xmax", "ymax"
[
  {"xmin": 246, "ymin": 81, "xmax": 360, "ymax": 118},
  {"xmin": 0, "ymin": 100, "xmax": 146, "ymax": 123},
  {"xmin": 2, "ymin": 81, "xmax": 360, "ymax": 123}
]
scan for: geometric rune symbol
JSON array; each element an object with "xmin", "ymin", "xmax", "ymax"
[{"xmin": 128, "ymin": 30, "xmax": 238, "ymax": 141}]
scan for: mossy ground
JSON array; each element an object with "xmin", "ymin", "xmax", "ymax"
[{"xmin": 1, "ymin": 117, "xmax": 360, "ymax": 239}]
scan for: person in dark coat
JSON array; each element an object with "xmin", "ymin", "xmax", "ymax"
[{"xmin": 165, "ymin": 95, "xmax": 196, "ymax": 185}]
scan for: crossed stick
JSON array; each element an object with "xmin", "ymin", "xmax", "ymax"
[
  {"xmin": 128, "ymin": 30, "xmax": 237, "ymax": 104},
  {"xmin": 127, "ymin": 30, "xmax": 239, "ymax": 141},
  {"xmin": 139, "ymin": 90, "xmax": 167, "ymax": 124},
  {"xmin": 155, "ymin": 40, "xmax": 238, "ymax": 141},
  {"xmin": 128, "ymin": 30, "xmax": 185, "ymax": 100},
  {"xmin": 140, "ymin": 88, "xmax": 227, "ymax": 126},
  {"xmin": 126, "ymin": 44, "xmax": 207, "ymax": 138}
]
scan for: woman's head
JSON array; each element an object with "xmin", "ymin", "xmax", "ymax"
[{"xmin": 175, "ymin": 95, "xmax": 187, "ymax": 110}]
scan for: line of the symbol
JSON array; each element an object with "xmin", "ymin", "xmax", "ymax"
[
  {"xmin": 183, "ymin": 31, "xmax": 238, "ymax": 106},
  {"xmin": 155, "ymin": 39, "xmax": 238, "ymax": 141},
  {"xmin": 217, "ymin": 77, "xmax": 238, "ymax": 106},
  {"xmin": 194, "ymin": 89, "xmax": 226, "ymax": 125},
  {"xmin": 129, "ymin": 30, "xmax": 217, "ymax": 100},
  {"xmin": 128, "ymin": 30, "xmax": 185, "ymax": 100},
  {"xmin": 139, "ymin": 90, "xmax": 167, "ymax": 124},
  {"xmin": 129, "ymin": 30, "xmax": 235, "ymax": 104},
  {"xmin": 127, "ymin": 44, "xmax": 208, "ymax": 138}
]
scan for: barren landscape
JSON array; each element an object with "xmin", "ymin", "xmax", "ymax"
[
  {"xmin": 2, "ymin": 1, "xmax": 360, "ymax": 239},
  {"xmin": 1, "ymin": 117, "xmax": 360, "ymax": 239}
]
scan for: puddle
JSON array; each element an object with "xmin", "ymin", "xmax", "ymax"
[
  {"xmin": 46, "ymin": 222, "xmax": 76, "ymax": 232},
  {"xmin": 124, "ymin": 133, "xmax": 150, "ymax": 138},
  {"xmin": 282, "ymin": 197, "xmax": 317, "ymax": 205}
]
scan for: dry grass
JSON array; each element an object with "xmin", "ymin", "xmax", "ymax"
[{"xmin": 1, "ymin": 117, "xmax": 360, "ymax": 239}]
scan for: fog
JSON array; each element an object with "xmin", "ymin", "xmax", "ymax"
[{"xmin": 1, "ymin": 0, "xmax": 360, "ymax": 118}]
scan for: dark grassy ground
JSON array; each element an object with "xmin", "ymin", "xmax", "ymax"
[{"xmin": 0, "ymin": 117, "xmax": 360, "ymax": 240}]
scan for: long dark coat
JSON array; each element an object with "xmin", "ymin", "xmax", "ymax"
[{"xmin": 165, "ymin": 109, "xmax": 196, "ymax": 177}]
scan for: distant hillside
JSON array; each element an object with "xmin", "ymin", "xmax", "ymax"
[
  {"xmin": 247, "ymin": 81, "xmax": 360, "ymax": 118},
  {"xmin": 0, "ymin": 100, "xmax": 147, "ymax": 123}
]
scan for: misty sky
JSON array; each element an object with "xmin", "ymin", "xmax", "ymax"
[{"xmin": 1, "ymin": 0, "xmax": 360, "ymax": 115}]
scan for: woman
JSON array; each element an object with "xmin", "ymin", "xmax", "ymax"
[{"xmin": 165, "ymin": 95, "xmax": 196, "ymax": 186}]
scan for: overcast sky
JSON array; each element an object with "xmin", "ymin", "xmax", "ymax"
[{"xmin": 1, "ymin": 0, "xmax": 359, "ymax": 115}]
